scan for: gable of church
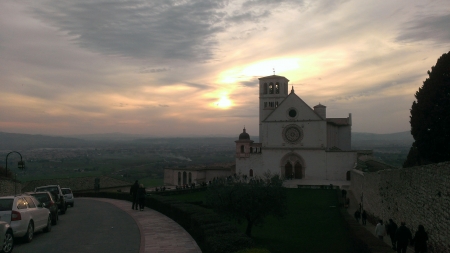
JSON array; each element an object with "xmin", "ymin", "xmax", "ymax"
[{"xmin": 264, "ymin": 92, "xmax": 322, "ymax": 122}]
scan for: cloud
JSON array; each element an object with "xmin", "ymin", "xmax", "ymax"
[
  {"xmin": 397, "ymin": 14, "xmax": 450, "ymax": 44},
  {"xmin": 139, "ymin": 67, "xmax": 170, "ymax": 74},
  {"xmin": 28, "ymin": 0, "xmax": 229, "ymax": 62}
]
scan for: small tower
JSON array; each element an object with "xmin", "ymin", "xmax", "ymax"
[
  {"xmin": 313, "ymin": 103, "xmax": 326, "ymax": 119},
  {"xmin": 235, "ymin": 127, "xmax": 253, "ymax": 159}
]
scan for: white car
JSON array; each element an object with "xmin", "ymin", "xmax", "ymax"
[
  {"xmin": 0, "ymin": 221, "xmax": 13, "ymax": 253},
  {"xmin": 61, "ymin": 188, "xmax": 74, "ymax": 207},
  {"xmin": 0, "ymin": 195, "xmax": 51, "ymax": 243}
]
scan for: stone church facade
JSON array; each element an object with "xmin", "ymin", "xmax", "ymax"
[{"xmin": 235, "ymin": 75, "xmax": 358, "ymax": 182}]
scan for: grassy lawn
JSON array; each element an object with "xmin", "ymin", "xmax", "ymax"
[
  {"xmin": 138, "ymin": 177, "xmax": 164, "ymax": 188},
  {"xmin": 167, "ymin": 188, "xmax": 354, "ymax": 253}
]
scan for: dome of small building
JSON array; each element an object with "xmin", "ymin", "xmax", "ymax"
[{"xmin": 238, "ymin": 128, "xmax": 250, "ymax": 140}]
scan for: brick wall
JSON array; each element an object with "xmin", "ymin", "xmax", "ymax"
[{"xmin": 351, "ymin": 162, "xmax": 450, "ymax": 253}]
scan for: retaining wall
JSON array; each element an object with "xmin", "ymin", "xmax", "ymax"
[{"xmin": 351, "ymin": 162, "xmax": 450, "ymax": 253}]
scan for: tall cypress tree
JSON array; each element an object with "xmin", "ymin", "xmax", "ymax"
[{"xmin": 404, "ymin": 51, "xmax": 450, "ymax": 167}]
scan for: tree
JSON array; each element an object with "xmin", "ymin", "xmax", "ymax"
[
  {"xmin": 404, "ymin": 51, "xmax": 450, "ymax": 167},
  {"xmin": 205, "ymin": 172, "xmax": 287, "ymax": 237}
]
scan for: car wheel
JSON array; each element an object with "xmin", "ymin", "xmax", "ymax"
[
  {"xmin": 71, "ymin": 203, "xmax": 74, "ymax": 207},
  {"xmin": 44, "ymin": 216, "xmax": 52, "ymax": 232},
  {"xmin": 23, "ymin": 222, "xmax": 34, "ymax": 243},
  {"xmin": 1, "ymin": 229, "xmax": 13, "ymax": 253}
]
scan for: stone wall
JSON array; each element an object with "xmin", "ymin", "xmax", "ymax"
[
  {"xmin": 20, "ymin": 176, "xmax": 131, "ymax": 193},
  {"xmin": 0, "ymin": 179, "xmax": 22, "ymax": 196},
  {"xmin": 351, "ymin": 162, "xmax": 450, "ymax": 253}
]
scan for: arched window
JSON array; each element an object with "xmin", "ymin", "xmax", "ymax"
[
  {"xmin": 269, "ymin": 83, "xmax": 274, "ymax": 94},
  {"xmin": 178, "ymin": 172, "xmax": 181, "ymax": 185},
  {"xmin": 189, "ymin": 172, "xmax": 192, "ymax": 184},
  {"xmin": 183, "ymin": 171, "xmax": 187, "ymax": 185},
  {"xmin": 263, "ymin": 83, "xmax": 268, "ymax": 94},
  {"xmin": 249, "ymin": 169, "xmax": 253, "ymax": 177},
  {"xmin": 275, "ymin": 83, "xmax": 279, "ymax": 94},
  {"xmin": 241, "ymin": 145, "xmax": 245, "ymax": 153}
]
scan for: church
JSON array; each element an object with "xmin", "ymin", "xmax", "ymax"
[{"xmin": 235, "ymin": 75, "xmax": 361, "ymax": 184}]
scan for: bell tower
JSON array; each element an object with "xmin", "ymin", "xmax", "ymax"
[{"xmin": 258, "ymin": 75, "xmax": 289, "ymax": 138}]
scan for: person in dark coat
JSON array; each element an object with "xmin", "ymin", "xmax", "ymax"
[
  {"xmin": 412, "ymin": 225, "xmax": 428, "ymax": 253},
  {"xmin": 361, "ymin": 210, "xmax": 367, "ymax": 225},
  {"xmin": 396, "ymin": 222, "xmax": 412, "ymax": 253},
  {"xmin": 354, "ymin": 209, "xmax": 361, "ymax": 223},
  {"xmin": 130, "ymin": 180, "xmax": 139, "ymax": 210},
  {"xmin": 387, "ymin": 219, "xmax": 398, "ymax": 250},
  {"xmin": 137, "ymin": 184, "xmax": 146, "ymax": 211}
]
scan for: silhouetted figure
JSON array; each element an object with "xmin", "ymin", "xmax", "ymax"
[
  {"xmin": 387, "ymin": 219, "xmax": 398, "ymax": 250},
  {"xmin": 412, "ymin": 225, "xmax": 428, "ymax": 253},
  {"xmin": 137, "ymin": 184, "xmax": 146, "ymax": 211},
  {"xmin": 375, "ymin": 220, "xmax": 386, "ymax": 240},
  {"xmin": 130, "ymin": 180, "xmax": 139, "ymax": 210},
  {"xmin": 396, "ymin": 222, "xmax": 412, "ymax": 253},
  {"xmin": 354, "ymin": 210, "xmax": 361, "ymax": 223},
  {"xmin": 345, "ymin": 198, "xmax": 350, "ymax": 208},
  {"xmin": 341, "ymin": 189, "xmax": 347, "ymax": 198},
  {"xmin": 361, "ymin": 210, "xmax": 367, "ymax": 225}
]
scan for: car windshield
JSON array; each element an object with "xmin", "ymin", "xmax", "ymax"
[
  {"xmin": 0, "ymin": 199, "xmax": 14, "ymax": 211},
  {"xmin": 37, "ymin": 187, "xmax": 58, "ymax": 192},
  {"xmin": 31, "ymin": 193, "xmax": 50, "ymax": 203},
  {"xmin": 62, "ymin": 189, "xmax": 72, "ymax": 194}
]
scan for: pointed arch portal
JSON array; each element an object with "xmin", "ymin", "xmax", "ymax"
[{"xmin": 280, "ymin": 152, "xmax": 305, "ymax": 179}]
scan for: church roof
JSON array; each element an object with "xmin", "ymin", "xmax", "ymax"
[
  {"xmin": 258, "ymin": 75, "xmax": 290, "ymax": 81},
  {"xmin": 326, "ymin": 118, "xmax": 350, "ymax": 126}
]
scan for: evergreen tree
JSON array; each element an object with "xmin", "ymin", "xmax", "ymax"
[{"xmin": 404, "ymin": 51, "xmax": 450, "ymax": 167}]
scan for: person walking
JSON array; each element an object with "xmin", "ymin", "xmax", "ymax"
[
  {"xmin": 396, "ymin": 222, "xmax": 412, "ymax": 253},
  {"xmin": 375, "ymin": 220, "xmax": 386, "ymax": 240},
  {"xmin": 387, "ymin": 219, "xmax": 398, "ymax": 250},
  {"xmin": 361, "ymin": 210, "xmax": 367, "ymax": 225},
  {"xmin": 130, "ymin": 180, "xmax": 139, "ymax": 210},
  {"xmin": 341, "ymin": 189, "xmax": 347, "ymax": 199},
  {"xmin": 137, "ymin": 184, "xmax": 147, "ymax": 211},
  {"xmin": 412, "ymin": 225, "xmax": 428, "ymax": 253},
  {"xmin": 354, "ymin": 209, "xmax": 361, "ymax": 223}
]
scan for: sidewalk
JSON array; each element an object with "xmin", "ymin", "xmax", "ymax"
[
  {"xmin": 85, "ymin": 198, "xmax": 202, "ymax": 253},
  {"xmin": 345, "ymin": 190, "xmax": 414, "ymax": 253}
]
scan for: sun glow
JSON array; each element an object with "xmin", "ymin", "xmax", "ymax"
[
  {"xmin": 218, "ymin": 58, "xmax": 300, "ymax": 84},
  {"xmin": 215, "ymin": 95, "xmax": 232, "ymax": 109}
]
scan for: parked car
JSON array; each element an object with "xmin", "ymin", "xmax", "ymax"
[
  {"xmin": 0, "ymin": 221, "xmax": 13, "ymax": 253},
  {"xmin": 26, "ymin": 192, "xmax": 58, "ymax": 225},
  {"xmin": 61, "ymin": 188, "xmax": 74, "ymax": 208},
  {"xmin": 34, "ymin": 185, "xmax": 67, "ymax": 214},
  {"xmin": 0, "ymin": 195, "xmax": 51, "ymax": 243}
]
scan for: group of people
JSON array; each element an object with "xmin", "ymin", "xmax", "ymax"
[
  {"xmin": 375, "ymin": 219, "xmax": 428, "ymax": 253},
  {"xmin": 130, "ymin": 180, "xmax": 147, "ymax": 211},
  {"xmin": 345, "ymin": 188, "xmax": 429, "ymax": 253},
  {"xmin": 353, "ymin": 209, "xmax": 367, "ymax": 225}
]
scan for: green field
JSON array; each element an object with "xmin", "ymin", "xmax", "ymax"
[{"xmin": 167, "ymin": 188, "xmax": 354, "ymax": 253}]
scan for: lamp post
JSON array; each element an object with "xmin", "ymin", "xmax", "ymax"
[{"xmin": 5, "ymin": 151, "xmax": 25, "ymax": 195}]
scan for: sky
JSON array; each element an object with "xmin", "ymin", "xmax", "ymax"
[{"xmin": 1, "ymin": 0, "xmax": 449, "ymax": 137}]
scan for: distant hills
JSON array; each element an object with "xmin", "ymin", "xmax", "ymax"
[{"xmin": 0, "ymin": 131, "xmax": 414, "ymax": 150}]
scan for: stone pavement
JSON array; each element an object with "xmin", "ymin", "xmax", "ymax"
[
  {"xmin": 84, "ymin": 198, "xmax": 202, "ymax": 253},
  {"xmin": 345, "ymin": 190, "xmax": 414, "ymax": 253}
]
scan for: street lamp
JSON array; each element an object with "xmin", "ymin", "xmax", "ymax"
[
  {"xmin": 5, "ymin": 151, "xmax": 25, "ymax": 177},
  {"xmin": 5, "ymin": 151, "xmax": 25, "ymax": 196}
]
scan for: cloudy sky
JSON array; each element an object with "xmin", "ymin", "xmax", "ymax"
[{"xmin": 1, "ymin": 0, "xmax": 449, "ymax": 137}]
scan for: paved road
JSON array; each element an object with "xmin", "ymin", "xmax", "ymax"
[{"xmin": 13, "ymin": 198, "xmax": 140, "ymax": 253}]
